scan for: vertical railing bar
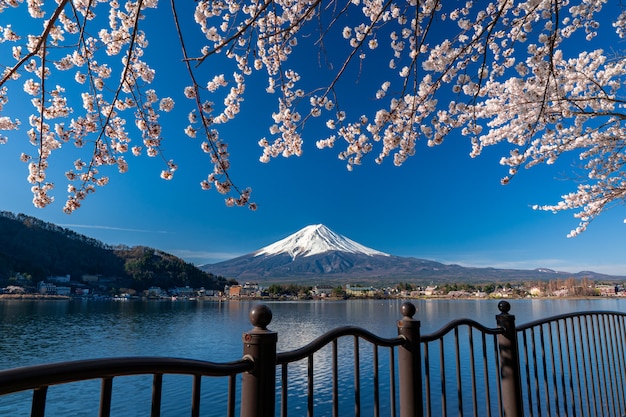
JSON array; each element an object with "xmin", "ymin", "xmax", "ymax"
[
  {"xmin": 619, "ymin": 315, "xmax": 626, "ymax": 414},
  {"xmin": 597, "ymin": 314, "xmax": 609, "ymax": 417},
  {"xmin": 583, "ymin": 315, "xmax": 598, "ymax": 417},
  {"xmin": 333, "ymin": 340, "xmax": 338, "ymax": 417},
  {"xmin": 468, "ymin": 327, "xmax": 477, "ymax": 417},
  {"xmin": 578, "ymin": 316, "xmax": 588, "ymax": 417},
  {"xmin": 539, "ymin": 324, "xmax": 552, "ymax": 416},
  {"xmin": 546, "ymin": 322, "xmax": 560, "ymax": 415},
  {"xmin": 389, "ymin": 346, "xmax": 396, "ymax": 417},
  {"xmin": 607, "ymin": 314, "xmax": 621, "ymax": 417},
  {"xmin": 354, "ymin": 336, "xmax": 361, "ymax": 417},
  {"xmin": 589, "ymin": 315, "xmax": 603, "ymax": 417},
  {"xmin": 554, "ymin": 321, "xmax": 568, "ymax": 417},
  {"xmin": 613, "ymin": 315, "xmax": 626, "ymax": 415},
  {"xmin": 31, "ymin": 386, "xmax": 48, "ymax": 417},
  {"xmin": 227, "ymin": 374, "xmax": 236, "ymax": 417},
  {"xmin": 308, "ymin": 354, "xmax": 314, "ymax": 417},
  {"xmin": 191, "ymin": 374, "xmax": 201, "ymax": 417},
  {"xmin": 480, "ymin": 332, "xmax": 492, "ymax": 417},
  {"xmin": 424, "ymin": 341, "xmax": 432, "ymax": 417},
  {"xmin": 100, "ymin": 377, "xmax": 113, "ymax": 417},
  {"xmin": 521, "ymin": 330, "xmax": 534, "ymax": 417},
  {"xmin": 150, "ymin": 374, "xmax": 162, "ymax": 417},
  {"xmin": 562, "ymin": 318, "xmax": 576, "ymax": 417},
  {"xmin": 598, "ymin": 315, "xmax": 614, "ymax": 417},
  {"xmin": 598, "ymin": 314, "xmax": 613, "ymax": 417},
  {"xmin": 578, "ymin": 315, "xmax": 593, "ymax": 417},
  {"xmin": 454, "ymin": 327, "xmax": 463, "ymax": 417},
  {"xmin": 608, "ymin": 314, "xmax": 623, "ymax": 415},
  {"xmin": 492, "ymin": 333, "xmax": 503, "ymax": 417},
  {"xmin": 569, "ymin": 317, "xmax": 584, "ymax": 417},
  {"xmin": 530, "ymin": 328, "xmax": 541, "ymax": 417},
  {"xmin": 281, "ymin": 364, "xmax": 288, "ymax": 417},
  {"xmin": 609, "ymin": 314, "xmax": 622, "ymax": 416},
  {"xmin": 439, "ymin": 338, "xmax": 447, "ymax": 417},
  {"xmin": 373, "ymin": 344, "xmax": 380, "ymax": 417},
  {"xmin": 590, "ymin": 314, "xmax": 605, "ymax": 417}
]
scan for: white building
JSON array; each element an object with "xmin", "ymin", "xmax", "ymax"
[
  {"xmin": 38, "ymin": 281, "xmax": 57, "ymax": 294},
  {"xmin": 312, "ymin": 285, "xmax": 334, "ymax": 297}
]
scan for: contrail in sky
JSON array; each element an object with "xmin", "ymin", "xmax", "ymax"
[{"xmin": 59, "ymin": 224, "xmax": 169, "ymax": 234}]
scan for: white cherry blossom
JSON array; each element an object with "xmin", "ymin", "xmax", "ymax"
[{"xmin": 0, "ymin": 0, "xmax": 624, "ymax": 233}]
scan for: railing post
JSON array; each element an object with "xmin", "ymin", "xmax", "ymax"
[
  {"xmin": 240, "ymin": 304, "xmax": 277, "ymax": 417},
  {"xmin": 496, "ymin": 301, "xmax": 523, "ymax": 417},
  {"xmin": 397, "ymin": 302, "xmax": 422, "ymax": 417}
]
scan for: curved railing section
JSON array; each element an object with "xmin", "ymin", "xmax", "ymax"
[
  {"xmin": 275, "ymin": 325, "xmax": 406, "ymax": 417},
  {"xmin": 515, "ymin": 309, "xmax": 626, "ymax": 417},
  {"xmin": 0, "ymin": 356, "xmax": 253, "ymax": 417},
  {"xmin": 419, "ymin": 316, "xmax": 505, "ymax": 417}
]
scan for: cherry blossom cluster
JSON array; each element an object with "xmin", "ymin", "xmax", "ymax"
[
  {"xmin": 0, "ymin": 0, "xmax": 254, "ymax": 211},
  {"xmin": 1, "ymin": 0, "xmax": 625, "ymax": 233},
  {"xmin": 0, "ymin": 0, "xmax": 177, "ymax": 211},
  {"xmin": 310, "ymin": 0, "xmax": 625, "ymax": 235}
]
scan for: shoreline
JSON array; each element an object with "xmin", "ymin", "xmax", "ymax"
[
  {"xmin": 0, "ymin": 294, "xmax": 620, "ymax": 301},
  {"xmin": 0, "ymin": 294, "xmax": 71, "ymax": 300}
]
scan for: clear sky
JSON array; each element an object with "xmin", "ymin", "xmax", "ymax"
[{"xmin": 1, "ymin": 2, "xmax": 625, "ymax": 277}]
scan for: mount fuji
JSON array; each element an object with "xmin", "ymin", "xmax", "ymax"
[
  {"xmin": 201, "ymin": 224, "xmax": 623, "ymax": 283},
  {"xmin": 255, "ymin": 224, "xmax": 389, "ymax": 259},
  {"xmin": 202, "ymin": 224, "xmax": 405, "ymax": 281}
]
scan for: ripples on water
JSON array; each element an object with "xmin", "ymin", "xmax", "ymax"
[{"xmin": 0, "ymin": 298, "xmax": 623, "ymax": 415}]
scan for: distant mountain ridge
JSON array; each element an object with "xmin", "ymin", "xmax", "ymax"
[{"xmin": 202, "ymin": 224, "xmax": 625, "ymax": 284}]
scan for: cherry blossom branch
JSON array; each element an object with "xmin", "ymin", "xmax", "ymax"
[
  {"xmin": 193, "ymin": 0, "xmax": 273, "ymax": 65},
  {"xmin": 171, "ymin": 0, "xmax": 255, "ymax": 208},
  {"xmin": 0, "ymin": 0, "xmax": 71, "ymax": 87}
]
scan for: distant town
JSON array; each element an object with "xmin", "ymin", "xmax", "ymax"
[{"xmin": 1, "ymin": 273, "xmax": 625, "ymax": 300}]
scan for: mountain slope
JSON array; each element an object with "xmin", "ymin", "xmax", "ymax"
[
  {"xmin": 0, "ymin": 211, "xmax": 229, "ymax": 291},
  {"xmin": 202, "ymin": 224, "xmax": 625, "ymax": 283}
]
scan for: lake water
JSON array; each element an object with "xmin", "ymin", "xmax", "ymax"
[{"xmin": 0, "ymin": 298, "xmax": 624, "ymax": 415}]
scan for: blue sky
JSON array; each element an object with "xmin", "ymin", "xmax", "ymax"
[{"xmin": 1, "ymin": 2, "xmax": 626, "ymax": 277}]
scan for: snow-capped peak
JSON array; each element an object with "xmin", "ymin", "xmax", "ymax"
[{"xmin": 254, "ymin": 224, "xmax": 389, "ymax": 260}]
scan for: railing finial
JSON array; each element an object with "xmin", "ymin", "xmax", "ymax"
[
  {"xmin": 401, "ymin": 301, "xmax": 416, "ymax": 319},
  {"xmin": 497, "ymin": 300, "xmax": 511, "ymax": 314},
  {"xmin": 241, "ymin": 305, "xmax": 277, "ymax": 417},
  {"xmin": 249, "ymin": 304, "xmax": 272, "ymax": 330}
]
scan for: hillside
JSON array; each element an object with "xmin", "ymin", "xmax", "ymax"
[{"xmin": 0, "ymin": 211, "xmax": 229, "ymax": 292}]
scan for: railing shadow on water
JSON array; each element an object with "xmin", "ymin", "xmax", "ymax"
[{"xmin": 0, "ymin": 300, "xmax": 625, "ymax": 417}]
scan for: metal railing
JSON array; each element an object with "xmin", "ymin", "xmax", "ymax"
[
  {"xmin": 0, "ymin": 301, "xmax": 624, "ymax": 416},
  {"xmin": 516, "ymin": 310, "xmax": 626, "ymax": 417}
]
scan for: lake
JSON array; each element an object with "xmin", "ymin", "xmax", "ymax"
[{"xmin": 0, "ymin": 298, "xmax": 624, "ymax": 415}]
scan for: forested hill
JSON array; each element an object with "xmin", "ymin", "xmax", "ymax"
[{"xmin": 0, "ymin": 211, "xmax": 230, "ymax": 291}]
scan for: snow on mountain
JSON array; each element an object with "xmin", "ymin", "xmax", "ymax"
[{"xmin": 254, "ymin": 224, "xmax": 389, "ymax": 259}]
